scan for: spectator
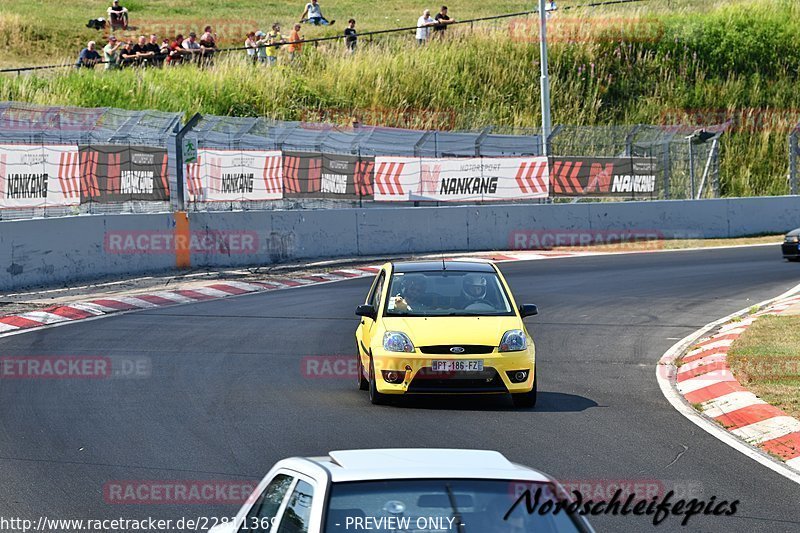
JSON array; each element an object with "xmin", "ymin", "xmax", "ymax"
[
  {"xmin": 254, "ymin": 30, "xmax": 269, "ymax": 63},
  {"xmin": 264, "ymin": 23, "xmax": 286, "ymax": 66},
  {"xmin": 300, "ymin": 0, "xmax": 334, "ymax": 26},
  {"xmin": 107, "ymin": 0, "xmax": 129, "ymax": 30},
  {"xmin": 182, "ymin": 31, "xmax": 209, "ymax": 63},
  {"xmin": 159, "ymin": 38, "xmax": 171, "ymax": 59},
  {"xmin": 245, "ymin": 31, "xmax": 259, "ymax": 64},
  {"xmin": 344, "ymin": 19, "xmax": 357, "ymax": 53},
  {"xmin": 287, "ymin": 24, "xmax": 304, "ymax": 63},
  {"xmin": 132, "ymin": 35, "xmax": 156, "ymax": 66},
  {"xmin": 200, "ymin": 25, "xmax": 218, "ymax": 50},
  {"xmin": 75, "ymin": 41, "xmax": 101, "ymax": 69},
  {"xmin": 416, "ymin": 9, "xmax": 436, "ymax": 45},
  {"xmin": 119, "ymin": 40, "xmax": 138, "ymax": 67},
  {"xmin": 434, "ymin": 6, "xmax": 455, "ymax": 37},
  {"xmin": 167, "ymin": 34, "xmax": 186, "ymax": 65},
  {"xmin": 102, "ymin": 35, "xmax": 121, "ymax": 70},
  {"xmin": 144, "ymin": 34, "xmax": 163, "ymax": 66}
]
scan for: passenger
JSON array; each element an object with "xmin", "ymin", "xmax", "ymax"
[{"xmin": 392, "ymin": 275, "xmax": 430, "ymax": 312}]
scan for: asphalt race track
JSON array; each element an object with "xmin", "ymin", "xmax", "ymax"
[{"xmin": 1, "ymin": 246, "xmax": 800, "ymax": 532}]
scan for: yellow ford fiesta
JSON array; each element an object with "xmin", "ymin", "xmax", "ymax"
[{"xmin": 355, "ymin": 260, "xmax": 539, "ymax": 407}]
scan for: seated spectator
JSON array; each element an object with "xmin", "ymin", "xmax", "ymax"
[
  {"xmin": 344, "ymin": 19, "xmax": 357, "ymax": 53},
  {"xmin": 287, "ymin": 24, "xmax": 303, "ymax": 63},
  {"xmin": 107, "ymin": 0, "xmax": 129, "ymax": 30},
  {"xmin": 434, "ymin": 6, "xmax": 455, "ymax": 37},
  {"xmin": 75, "ymin": 41, "xmax": 101, "ymax": 69},
  {"xmin": 264, "ymin": 23, "xmax": 286, "ymax": 66},
  {"xmin": 416, "ymin": 9, "xmax": 436, "ymax": 45},
  {"xmin": 300, "ymin": 0, "xmax": 334, "ymax": 26},
  {"xmin": 102, "ymin": 35, "xmax": 122, "ymax": 70},
  {"xmin": 119, "ymin": 40, "xmax": 138, "ymax": 67},
  {"xmin": 245, "ymin": 31, "xmax": 259, "ymax": 64}
]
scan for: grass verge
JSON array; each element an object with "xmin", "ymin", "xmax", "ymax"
[{"xmin": 728, "ymin": 314, "xmax": 800, "ymax": 420}]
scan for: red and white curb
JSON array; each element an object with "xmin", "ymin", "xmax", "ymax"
[
  {"xmin": 0, "ymin": 250, "xmax": 590, "ymax": 337},
  {"xmin": 658, "ymin": 283, "xmax": 800, "ymax": 484}
]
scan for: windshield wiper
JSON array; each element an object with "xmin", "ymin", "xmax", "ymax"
[{"xmin": 445, "ymin": 483, "xmax": 466, "ymax": 533}]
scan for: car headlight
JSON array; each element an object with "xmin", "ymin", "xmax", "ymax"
[
  {"xmin": 499, "ymin": 330, "xmax": 527, "ymax": 352},
  {"xmin": 786, "ymin": 235, "xmax": 799, "ymax": 243},
  {"xmin": 383, "ymin": 331, "xmax": 415, "ymax": 353}
]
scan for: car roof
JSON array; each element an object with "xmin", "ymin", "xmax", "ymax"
[
  {"xmin": 302, "ymin": 449, "xmax": 551, "ymax": 483},
  {"xmin": 391, "ymin": 260, "xmax": 496, "ymax": 273}
]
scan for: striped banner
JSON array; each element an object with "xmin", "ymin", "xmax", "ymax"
[
  {"xmin": 185, "ymin": 149, "xmax": 283, "ymax": 202},
  {"xmin": 0, "ymin": 144, "xmax": 81, "ymax": 209}
]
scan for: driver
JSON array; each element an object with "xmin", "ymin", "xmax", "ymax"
[
  {"xmin": 461, "ymin": 273, "xmax": 488, "ymax": 306},
  {"xmin": 392, "ymin": 274, "xmax": 429, "ymax": 312}
]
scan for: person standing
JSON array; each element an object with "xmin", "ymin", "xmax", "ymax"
[
  {"xmin": 264, "ymin": 23, "xmax": 286, "ymax": 66},
  {"xmin": 344, "ymin": 19, "xmax": 357, "ymax": 53},
  {"xmin": 416, "ymin": 9, "xmax": 436, "ymax": 45},
  {"xmin": 102, "ymin": 35, "xmax": 122, "ymax": 70},
  {"xmin": 434, "ymin": 6, "xmax": 455, "ymax": 38},
  {"xmin": 245, "ymin": 32, "xmax": 259, "ymax": 64},
  {"xmin": 287, "ymin": 24, "xmax": 304, "ymax": 63}
]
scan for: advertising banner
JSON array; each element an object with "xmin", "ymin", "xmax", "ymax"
[
  {"xmin": 283, "ymin": 152, "xmax": 374, "ymax": 199},
  {"xmin": 373, "ymin": 156, "xmax": 549, "ymax": 202},
  {"xmin": 549, "ymin": 156, "xmax": 659, "ymax": 197},
  {"xmin": 185, "ymin": 149, "xmax": 282, "ymax": 202},
  {"xmin": 0, "ymin": 144, "xmax": 81, "ymax": 209},
  {"xmin": 79, "ymin": 145, "xmax": 169, "ymax": 203}
]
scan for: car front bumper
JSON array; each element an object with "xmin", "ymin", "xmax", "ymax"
[
  {"xmin": 370, "ymin": 348, "xmax": 535, "ymax": 395},
  {"xmin": 783, "ymin": 241, "xmax": 800, "ymax": 259}
]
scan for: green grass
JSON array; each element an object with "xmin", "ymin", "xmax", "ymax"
[
  {"xmin": 728, "ymin": 315, "xmax": 800, "ymax": 420},
  {"xmin": 1, "ymin": 1, "xmax": 800, "ymax": 196}
]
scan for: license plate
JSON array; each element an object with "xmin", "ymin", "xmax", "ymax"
[{"xmin": 431, "ymin": 360, "xmax": 484, "ymax": 372}]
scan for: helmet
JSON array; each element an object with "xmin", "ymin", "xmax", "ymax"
[{"xmin": 462, "ymin": 274, "xmax": 487, "ymax": 300}]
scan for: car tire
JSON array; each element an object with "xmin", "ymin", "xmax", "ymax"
[
  {"xmin": 356, "ymin": 351, "xmax": 369, "ymax": 391},
  {"xmin": 369, "ymin": 358, "xmax": 388, "ymax": 405},
  {"xmin": 512, "ymin": 368, "xmax": 537, "ymax": 409}
]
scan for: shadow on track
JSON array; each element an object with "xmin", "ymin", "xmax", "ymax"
[{"xmin": 379, "ymin": 391, "xmax": 598, "ymax": 412}]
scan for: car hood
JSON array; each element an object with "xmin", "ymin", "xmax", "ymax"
[{"xmin": 381, "ymin": 315, "xmax": 523, "ymax": 347}]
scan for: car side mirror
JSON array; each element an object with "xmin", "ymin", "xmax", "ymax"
[
  {"xmin": 519, "ymin": 304, "xmax": 538, "ymax": 318},
  {"xmin": 356, "ymin": 304, "xmax": 377, "ymax": 319}
]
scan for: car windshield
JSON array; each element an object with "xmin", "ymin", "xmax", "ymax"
[
  {"xmin": 384, "ymin": 270, "xmax": 514, "ymax": 317},
  {"xmin": 324, "ymin": 479, "xmax": 583, "ymax": 533}
]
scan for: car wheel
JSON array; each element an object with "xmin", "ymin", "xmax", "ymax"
[
  {"xmin": 512, "ymin": 368, "xmax": 537, "ymax": 409},
  {"xmin": 369, "ymin": 358, "xmax": 388, "ymax": 405},
  {"xmin": 356, "ymin": 351, "xmax": 369, "ymax": 391}
]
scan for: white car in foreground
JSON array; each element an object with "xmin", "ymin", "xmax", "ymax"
[{"xmin": 209, "ymin": 449, "xmax": 593, "ymax": 533}]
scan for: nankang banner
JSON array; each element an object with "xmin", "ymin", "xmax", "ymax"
[
  {"xmin": 0, "ymin": 144, "xmax": 81, "ymax": 209},
  {"xmin": 373, "ymin": 156, "xmax": 549, "ymax": 202},
  {"xmin": 283, "ymin": 152, "xmax": 374, "ymax": 198},
  {"xmin": 184, "ymin": 149, "xmax": 282, "ymax": 202},
  {"xmin": 79, "ymin": 145, "xmax": 170, "ymax": 203},
  {"xmin": 549, "ymin": 156, "xmax": 659, "ymax": 197}
]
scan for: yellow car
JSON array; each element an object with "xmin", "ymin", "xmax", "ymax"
[{"xmin": 355, "ymin": 260, "xmax": 539, "ymax": 407}]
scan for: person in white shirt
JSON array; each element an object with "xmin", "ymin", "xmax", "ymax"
[
  {"xmin": 107, "ymin": 0, "xmax": 129, "ymax": 29},
  {"xmin": 300, "ymin": 0, "xmax": 334, "ymax": 26},
  {"xmin": 416, "ymin": 9, "xmax": 436, "ymax": 45}
]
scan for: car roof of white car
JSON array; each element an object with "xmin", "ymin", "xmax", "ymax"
[{"xmin": 292, "ymin": 449, "xmax": 551, "ymax": 483}]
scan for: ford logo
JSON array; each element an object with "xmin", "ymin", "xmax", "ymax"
[{"xmin": 450, "ymin": 347, "xmax": 466, "ymax": 354}]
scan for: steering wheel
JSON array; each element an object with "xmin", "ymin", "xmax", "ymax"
[{"xmin": 464, "ymin": 300, "xmax": 495, "ymax": 311}]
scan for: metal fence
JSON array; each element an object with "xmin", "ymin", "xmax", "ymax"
[{"xmin": 0, "ymin": 101, "xmax": 730, "ymax": 219}]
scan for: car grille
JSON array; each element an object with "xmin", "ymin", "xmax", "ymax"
[
  {"xmin": 418, "ymin": 345, "xmax": 495, "ymax": 355},
  {"xmin": 407, "ymin": 368, "xmax": 507, "ymax": 393}
]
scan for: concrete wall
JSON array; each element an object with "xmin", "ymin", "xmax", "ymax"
[{"xmin": 2, "ymin": 196, "xmax": 798, "ymax": 291}]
